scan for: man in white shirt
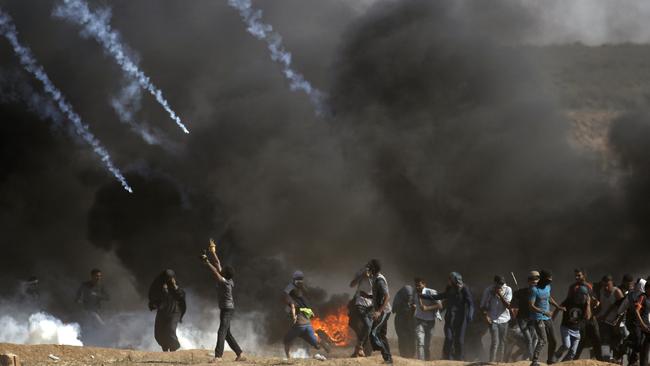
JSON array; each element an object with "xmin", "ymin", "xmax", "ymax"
[
  {"xmin": 349, "ymin": 265, "xmax": 374, "ymax": 357},
  {"xmin": 413, "ymin": 278, "xmax": 442, "ymax": 361},
  {"xmin": 480, "ymin": 275, "xmax": 513, "ymax": 362}
]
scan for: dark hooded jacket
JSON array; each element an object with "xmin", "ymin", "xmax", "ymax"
[
  {"xmin": 422, "ymin": 272, "xmax": 474, "ymax": 322},
  {"xmin": 148, "ymin": 270, "xmax": 186, "ymax": 321}
]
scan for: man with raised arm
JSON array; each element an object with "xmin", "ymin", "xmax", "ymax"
[{"xmin": 201, "ymin": 239, "xmax": 246, "ymax": 362}]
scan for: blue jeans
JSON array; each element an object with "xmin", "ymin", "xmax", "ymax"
[
  {"xmin": 489, "ymin": 322, "xmax": 509, "ymax": 362},
  {"xmin": 555, "ymin": 326, "xmax": 580, "ymax": 361},
  {"xmin": 415, "ymin": 318, "xmax": 435, "ymax": 360},
  {"xmin": 284, "ymin": 324, "xmax": 319, "ymax": 348}
]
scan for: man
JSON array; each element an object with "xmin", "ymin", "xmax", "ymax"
[
  {"xmin": 202, "ymin": 239, "xmax": 245, "ymax": 362},
  {"xmin": 422, "ymin": 272, "xmax": 474, "ymax": 361},
  {"xmin": 609, "ymin": 274, "xmax": 635, "ymax": 362},
  {"xmin": 413, "ymin": 277, "xmax": 442, "ymax": 361},
  {"xmin": 368, "ymin": 259, "xmax": 393, "ymax": 364},
  {"xmin": 618, "ymin": 278, "xmax": 647, "ymax": 365},
  {"xmin": 529, "ymin": 269, "xmax": 564, "ymax": 366},
  {"xmin": 349, "ymin": 265, "xmax": 373, "ymax": 357},
  {"xmin": 555, "ymin": 285, "xmax": 591, "ymax": 361},
  {"xmin": 282, "ymin": 271, "xmax": 328, "ymax": 361},
  {"xmin": 148, "ymin": 269, "xmax": 186, "ymax": 352},
  {"xmin": 567, "ymin": 269, "xmax": 602, "ymax": 360},
  {"xmin": 76, "ymin": 268, "xmax": 109, "ymax": 318},
  {"xmin": 481, "ymin": 275, "xmax": 513, "ymax": 362},
  {"xmin": 76, "ymin": 268, "xmax": 109, "ymax": 345},
  {"xmin": 595, "ymin": 275, "xmax": 624, "ymax": 361},
  {"xmin": 619, "ymin": 274, "xmax": 635, "ymax": 295},
  {"xmin": 634, "ymin": 281, "xmax": 650, "ymax": 366},
  {"xmin": 392, "ymin": 284, "xmax": 415, "ymax": 358},
  {"xmin": 284, "ymin": 270, "xmax": 305, "ymax": 311},
  {"xmin": 511, "ymin": 271, "xmax": 539, "ymax": 360}
]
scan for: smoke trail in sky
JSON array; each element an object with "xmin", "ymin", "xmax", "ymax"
[
  {"xmin": 111, "ymin": 77, "xmax": 167, "ymax": 146},
  {"xmin": 0, "ymin": 8, "xmax": 133, "ymax": 193},
  {"xmin": 0, "ymin": 68, "xmax": 64, "ymax": 129},
  {"xmin": 227, "ymin": 0, "xmax": 327, "ymax": 116},
  {"xmin": 53, "ymin": 0, "xmax": 190, "ymax": 134}
]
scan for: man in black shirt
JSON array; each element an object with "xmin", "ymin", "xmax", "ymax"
[
  {"xmin": 421, "ymin": 272, "xmax": 474, "ymax": 361},
  {"xmin": 555, "ymin": 285, "xmax": 591, "ymax": 361},
  {"xmin": 76, "ymin": 268, "xmax": 109, "ymax": 345},
  {"xmin": 76, "ymin": 269, "xmax": 109, "ymax": 315}
]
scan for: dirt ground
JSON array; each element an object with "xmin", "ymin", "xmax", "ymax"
[{"xmin": 0, "ymin": 343, "xmax": 618, "ymax": 366}]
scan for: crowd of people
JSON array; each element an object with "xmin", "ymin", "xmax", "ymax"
[
  {"xmin": 66, "ymin": 244, "xmax": 650, "ymax": 365},
  {"xmin": 373, "ymin": 268, "xmax": 650, "ymax": 366}
]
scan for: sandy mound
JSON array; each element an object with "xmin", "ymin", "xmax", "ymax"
[{"xmin": 0, "ymin": 343, "xmax": 617, "ymax": 366}]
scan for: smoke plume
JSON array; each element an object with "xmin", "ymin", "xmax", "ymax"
[
  {"xmin": 2, "ymin": 0, "xmax": 650, "ymax": 350},
  {"xmin": 0, "ymin": 312, "xmax": 82, "ymax": 346}
]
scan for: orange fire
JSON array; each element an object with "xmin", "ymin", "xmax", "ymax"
[{"xmin": 311, "ymin": 305, "xmax": 351, "ymax": 347}]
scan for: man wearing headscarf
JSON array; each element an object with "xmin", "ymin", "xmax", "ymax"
[
  {"xmin": 282, "ymin": 270, "xmax": 329, "ymax": 361},
  {"xmin": 148, "ymin": 269, "xmax": 186, "ymax": 352},
  {"xmin": 421, "ymin": 272, "xmax": 475, "ymax": 360}
]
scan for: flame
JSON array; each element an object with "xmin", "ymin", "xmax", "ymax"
[{"xmin": 311, "ymin": 305, "xmax": 351, "ymax": 347}]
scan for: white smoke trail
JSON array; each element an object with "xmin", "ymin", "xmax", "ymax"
[
  {"xmin": 0, "ymin": 312, "xmax": 83, "ymax": 346},
  {"xmin": 0, "ymin": 9, "xmax": 133, "ymax": 193},
  {"xmin": 53, "ymin": 0, "xmax": 190, "ymax": 134},
  {"xmin": 227, "ymin": 0, "xmax": 327, "ymax": 116},
  {"xmin": 111, "ymin": 77, "xmax": 169, "ymax": 147},
  {"xmin": 0, "ymin": 69, "xmax": 64, "ymax": 129}
]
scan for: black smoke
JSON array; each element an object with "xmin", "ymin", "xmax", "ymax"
[{"xmin": 1, "ymin": 0, "xmax": 650, "ymax": 346}]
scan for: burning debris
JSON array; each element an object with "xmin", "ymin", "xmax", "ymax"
[{"xmin": 312, "ymin": 306, "xmax": 352, "ymax": 347}]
